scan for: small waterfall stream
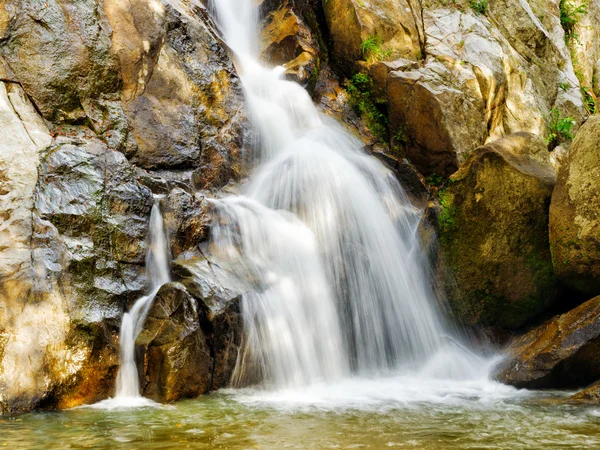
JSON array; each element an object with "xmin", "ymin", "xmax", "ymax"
[
  {"xmin": 115, "ymin": 198, "xmax": 171, "ymax": 399},
  {"xmin": 94, "ymin": 198, "xmax": 171, "ymax": 407}
]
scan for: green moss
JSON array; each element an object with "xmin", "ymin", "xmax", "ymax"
[
  {"xmin": 438, "ymin": 189, "xmax": 457, "ymax": 234},
  {"xmin": 345, "ymin": 73, "xmax": 389, "ymax": 142}
]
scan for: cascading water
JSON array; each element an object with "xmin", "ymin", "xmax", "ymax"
[
  {"xmin": 115, "ymin": 198, "xmax": 171, "ymax": 399},
  {"xmin": 94, "ymin": 198, "xmax": 171, "ymax": 407},
  {"xmin": 205, "ymin": 0, "xmax": 483, "ymax": 392}
]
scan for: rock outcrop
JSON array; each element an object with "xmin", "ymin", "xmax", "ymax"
[
  {"xmin": 493, "ymin": 296, "xmax": 600, "ymax": 389},
  {"xmin": 436, "ymin": 133, "xmax": 558, "ymax": 329},
  {"xmin": 550, "ymin": 115, "xmax": 600, "ymax": 296},
  {"xmin": 323, "ymin": 0, "xmax": 589, "ymax": 177},
  {"xmin": 0, "ymin": 0, "xmax": 247, "ymax": 414}
]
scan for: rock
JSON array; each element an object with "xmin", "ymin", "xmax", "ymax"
[
  {"xmin": 261, "ymin": 2, "xmax": 320, "ymax": 90},
  {"xmin": 104, "ymin": 0, "xmax": 249, "ymax": 179},
  {"xmin": 162, "ymin": 189, "xmax": 211, "ymax": 260},
  {"xmin": 570, "ymin": 381, "xmax": 600, "ymax": 404},
  {"xmin": 549, "ymin": 115, "xmax": 600, "ymax": 295},
  {"xmin": 137, "ymin": 283, "xmax": 212, "ymax": 403},
  {"xmin": 493, "ymin": 296, "xmax": 600, "ymax": 389},
  {"xmin": 0, "ymin": 0, "xmax": 120, "ymax": 123},
  {"xmin": 322, "ymin": 0, "xmax": 423, "ymax": 72},
  {"xmin": 372, "ymin": 151, "xmax": 428, "ymax": 208},
  {"xmin": 387, "ymin": 58, "xmax": 488, "ymax": 177},
  {"xmin": 437, "ymin": 133, "xmax": 558, "ymax": 329}
]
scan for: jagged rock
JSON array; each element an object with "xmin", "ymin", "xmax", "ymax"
[
  {"xmin": 437, "ymin": 133, "xmax": 558, "ymax": 329},
  {"xmin": 135, "ymin": 259, "xmax": 245, "ymax": 402},
  {"xmin": 387, "ymin": 58, "xmax": 488, "ymax": 177},
  {"xmin": 162, "ymin": 189, "xmax": 211, "ymax": 259},
  {"xmin": 322, "ymin": 0, "xmax": 423, "ymax": 73},
  {"xmin": 261, "ymin": 2, "xmax": 320, "ymax": 90},
  {"xmin": 137, "ymin": 283, "xmax": 212, "ymax": 403},
  {"xmin": 494, "ymin": 296, "xmax": 600, "ymax": 389},
  {"xmin": 550, "ymin": 115, "xmax": 600, "ymax": 295},
  {"xmin": 0, "ymin": 0, "xmax": 120, "ymax": 123},
  {"xmin": 104, "ymin": 0, "xmax": 249, "ymax": 179}
]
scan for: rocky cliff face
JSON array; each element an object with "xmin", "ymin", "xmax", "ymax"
[{"xmin": 0, "ymin": 0, "xmax": 247, "ymax": 414}]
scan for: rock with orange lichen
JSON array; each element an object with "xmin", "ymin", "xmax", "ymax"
[{"xmin": 493, "ymin": 296, "xmax": 600, "ymax": 389}]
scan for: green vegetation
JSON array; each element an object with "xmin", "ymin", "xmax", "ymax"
[
  {"xmin": 426, "ymin": 174, "xmax": 444, "ymax": 188},
  {"xmin": 361, "ymin": 35, "xmax": 391, "ymax": 62},
  {"xmin": 438, "ymin": 189, "xmax": 457, "ymax": 233},
  {"xmin": 547, "ymin": 108, "xmax": 576, "ymax": 149},
  {"xmin": 469, "ymin": 0, "xmax": 488, "ymax": 15},
  {"xmin": 346, "ymin": 73, "xmax": 389, "ymax": 142},
  {"xmin": 559, "ymin": 0, "xmax": 588, "ymax": 43},
  {"xmin": 581, "ymin": 86, "xmax": 598, "ymax": 115}
]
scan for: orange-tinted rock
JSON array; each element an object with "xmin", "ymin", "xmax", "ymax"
[{"xmin": 493, "ymin": 296, "xmax": 600, "ymax": 389}]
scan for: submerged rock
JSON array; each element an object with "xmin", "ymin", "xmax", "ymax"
[
  {"xmin": 494, "ymin": 296, "xmax": 600, "ymax": 389},
  {"xmin": 550, "ymin": 115, "xmax": 600, "ymax": 296},
  {"xmin": 437, "ymin": 133, "xmax": 558, "ymax": 329}
]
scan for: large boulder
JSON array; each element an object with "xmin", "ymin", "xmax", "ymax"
[
  {"xmin": 437, "ymin": 133, "xmax": 558, "ymax": 329},
  {"xmin": 550, "ymin": 115, "xmax": 600, "ymax": 295},
  {"xmin": 137, "ymin": 283, "xmax": 212, "ymax": 403},
  {"xmin": 494, "ymin": 296, "xmax": 600, "ymax": 389}
]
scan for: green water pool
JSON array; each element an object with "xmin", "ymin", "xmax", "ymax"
[{"xmin": 2, "ymin": 380, "xmax": 600, "ymax": 450}]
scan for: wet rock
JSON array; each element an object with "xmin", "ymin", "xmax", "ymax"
[
  {"xmin": 261, "ymin": 2, "xmax": 320, "ymax": 90},
  {"xmin": 494, "ymin": 296, "xmax": 600, "ymax": 389},
  {"xmin": 437, "ymin": 133, "xmax": 558, "ymax": 329},
  {"xmin": 549, "ymin": 115, "xmax": 600, "ymax": 296},
  {"xmin": 372, "ymin": 151, "xmax": 428, "ymax": 208},
  {"xmin": 162, "ymin": 189, "xmax": 211, "ymax": 260},
  {"xmin": 137, "ymin": 283, "xmax": 212, "ymax": 403}
]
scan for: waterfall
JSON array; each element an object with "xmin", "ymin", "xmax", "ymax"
[
  {"xmin": 114, "ymin": 198, "xmax": 171, "ymax": 400},
  {"xmin": 204, "ymin": 0, "xmax": 476, "ymax": 391}
]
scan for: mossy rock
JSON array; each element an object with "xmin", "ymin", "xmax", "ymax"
[
  {"xmin": 437, "ymin": 132, "xmax": 558, "ymax": 329},
  {"xmin": 550, "ymin": 115, "xmax": 600, "ymax": 296}
]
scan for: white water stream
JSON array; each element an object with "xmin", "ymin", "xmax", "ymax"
[
  {"xmin": 92, "ymin": 198, "xmax": 171, "ymax": 409},
  {"xmin": 206, "ymin": 0, "xmax": 493, "ymax": 396}
]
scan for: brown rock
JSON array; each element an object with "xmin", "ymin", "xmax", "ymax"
[
  {"xmin": 550, "ymin": 115, "xmax": 600, "ymax": 296},
  {"xmin": 137, "ymin": 283, "xmax": 212, "ymax": 403},
  {"xmin": 493, "ymin": 296, "xmax": 600, "ymax": 389},
  {"xmin": 437, "ymin": 133, "xmax": 558, "ymax": 329}
]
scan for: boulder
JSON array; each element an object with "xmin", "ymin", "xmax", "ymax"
[
  {"xmin": 437, "ymin": 133, "xmax": 558, "ymax": 329},
  {"xmin": 494, "ymin": 296, "xmax": 600, "ymax": 389},
  {"xmin": 137, "ymin": 283, "xmax": 212, "ymax": 403},
  {"xmin": 550, "ymin": 115, "xmax": 600, "ymax": 296}
]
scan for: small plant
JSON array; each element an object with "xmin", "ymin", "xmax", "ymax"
[
  {"xmin": 559, "ymin": 82, "xmax": 571, "ymax": 92},
  {"xmin": 547, "ymin": 108, "xmax": 576, "ymax": 149},
  {"xmin": 470, "ymin": 0, "xmax": 488, "ymax": 14},
  {"xmin": 559, "ymin": 0, "xmax": 587, "ymax": 43},
  {"xmin": 361, "ymin": 35, "xmax": 391, "ymax": 62},
  {"xmin": 346, "ymin": 73, "xmax": 389, "ymax": 142},
  {"xmin": 581, "ymin": 86, "xmax": 598, "ymax": 115},
  {"xmin": 426, "ymin": 174, "xmax": 444, "ymax": 188}
]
